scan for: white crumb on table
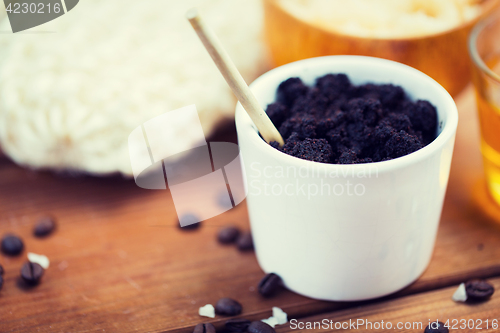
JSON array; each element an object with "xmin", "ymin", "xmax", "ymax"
[
  {"xmin": 27, "ymin": 252, "xmax": 50, "ymax": 269},
  {"xmin": 198, "ymin": 304, "xmax": 215, "ymax": 318},
  {"xmin": 272, "ymin": 307, "xmax": 288, "ymax": 324},
  {"xmin": 262, "ymin": 307, "xmax": 288, "ymax": 328},
  {"xmin": 452, "ymin": 283, "xmax": 467, "ymax": 302},
  {"xmin": 262, "ymin": 316, "xmax": 279, "ymax": 328}
]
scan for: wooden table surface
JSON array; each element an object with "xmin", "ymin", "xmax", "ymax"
[{"xmin": 0, "ymin": 86, "xmax": 500, "ymax": 332}]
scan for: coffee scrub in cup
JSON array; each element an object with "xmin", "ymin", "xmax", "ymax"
[{"xmin": 235, "ymin": 56, "xmax": 458, "ymax": 301}]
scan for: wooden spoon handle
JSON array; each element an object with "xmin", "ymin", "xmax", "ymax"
[{"xmin": 187, "ymin": 8, "xmax": 284, "ymax": 146}]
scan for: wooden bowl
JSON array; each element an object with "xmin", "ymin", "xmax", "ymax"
[{"xmin": 263, "ymin": 0, "xmax": 500, "ymax": 96}]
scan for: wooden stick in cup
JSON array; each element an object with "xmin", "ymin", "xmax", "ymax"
[{"xmin": 186, "ymin": 8, "xmax": 285, "ymax": 147}]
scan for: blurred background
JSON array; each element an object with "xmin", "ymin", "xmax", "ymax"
[
  {"xmin": 0, "ymin": 0, "xmax": 498, "ymax": 178},
  {"xmin": 1, "ymin": 1, "xmax": 500, "ymax": 332}
]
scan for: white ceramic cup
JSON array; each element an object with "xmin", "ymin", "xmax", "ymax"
[{"xmin": 235, "ymin": 56, "xmax": 458, "ymax": 301}]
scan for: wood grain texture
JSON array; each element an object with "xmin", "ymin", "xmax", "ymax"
[
  {"xmin": 276, "ymin": 277, "xmax": 500, "ymax": 332},
  {"xmin": 0, "ymin": 87, "xmax": 499, "ymax": 332}
]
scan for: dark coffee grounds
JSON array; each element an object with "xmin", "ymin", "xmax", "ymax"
[{"xmin": 267, "ymin": 74, "xmax": 438, "ymax": 164}]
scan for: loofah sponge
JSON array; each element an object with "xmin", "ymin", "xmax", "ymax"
[{"xmin": 0, "ymin": 0, "xmax": 269, "ymax": 176}]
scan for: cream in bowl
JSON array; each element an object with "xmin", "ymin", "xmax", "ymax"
[
  {"xmin": 263, "ymin": 0, "xmax": 500, "ymax": 96},
  {"xmin": 279, "ymin": 0, "xmax": 488, "ymax": 39}
]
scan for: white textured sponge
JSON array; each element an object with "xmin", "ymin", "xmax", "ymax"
[{"xmin": 0, "ymin": 0, "xmax": 268, "ymax": 176}]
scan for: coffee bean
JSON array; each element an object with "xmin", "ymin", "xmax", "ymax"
[
  {"xmin": 215, "ymin": 297, "xmax": 242, "ymax": 316},
  {"xmin": 424, "ymin": 321, "xmax": 448, "ymax": 333},
  {"xmin": 465, "ymin": 279, "xmax": 495, "ymax": 301},
  {"xmin": 225, "ymin": 318, "xmax": 251, "ymax": 332},
  {"xmin": 177, "ymin": 214, "xmax": 201, "ymax": 230},
  {"xmin": 0, "ymin": 264, "xmax": 4, "ymax": 275},
  {"xmin": 20, "ymin": 262, "xmax": 44, "ymax": 285},
  {"xmin": 258, "ymin": 273, "xmax": 282, "ymax": 297},
  {"xmin": 247, "ymin": 321, "xmax": 276, "ymax": 333},
  {"xmin": 193, "ymin": 323, "xmax": 216, "ymax": 333},
  {"xmin": 236, "ymin": 232, "xmax": 253, "ymax": 251},
  {"xmin": 218, "ymin": 226, "xmax": 240, "ymax": 244},
  {"xmin": 34, "ymin": 216, "xmax": 57, "ymax": 237},
  {"xmin": 1, "ymin": 234, "xmax": 24, "ymax": 256}
]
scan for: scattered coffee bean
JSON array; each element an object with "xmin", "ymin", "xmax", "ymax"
[
  {"xmin": 465, "ymin": 279, "xmax": 495, "ymax": 301},
  {"xmin": 193, "ymin": 323, "xmax": 216, "ymax": 333},
  {"xmin": 424, "ymin": 321, "xmax": 448, "ymax": 333},
  {"xmin": 258, "ymin": 273, "xmax": 283, "ymax": 297},
  {"xmin": 0, "ymin": 264, "xmax": 4, "ymax": 275},
  {"xmin": 236, "ymin": 232, "xmax": 254, "ymax": 251},
  {"xmin": 225, "ymin": 318, "xmax": 251, "ymax": 332},
  {"xmin": 1, "ymin": 234, "xmax": 24, "ymax": 256},
  {"xmin": 34, "ymin": 216, "xmax": 57, "ymax": 237},
  {"xmin": 247, "ymin": 321, "xmax": 276, "ymax": 333},
  {"xmin": 218, "ymin": 226, "xmax": 241, "ymax": 244},
  {"xmin": 215, "ymin": 297, "xmax": 242, "ymax": 316},
  {"xmin": 177, "ymin": 214, "xmax": 201, "ymax": 230},
  {"xmin": 20, "ymin": 262, "xmax": 44, "ymax": 285}
]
